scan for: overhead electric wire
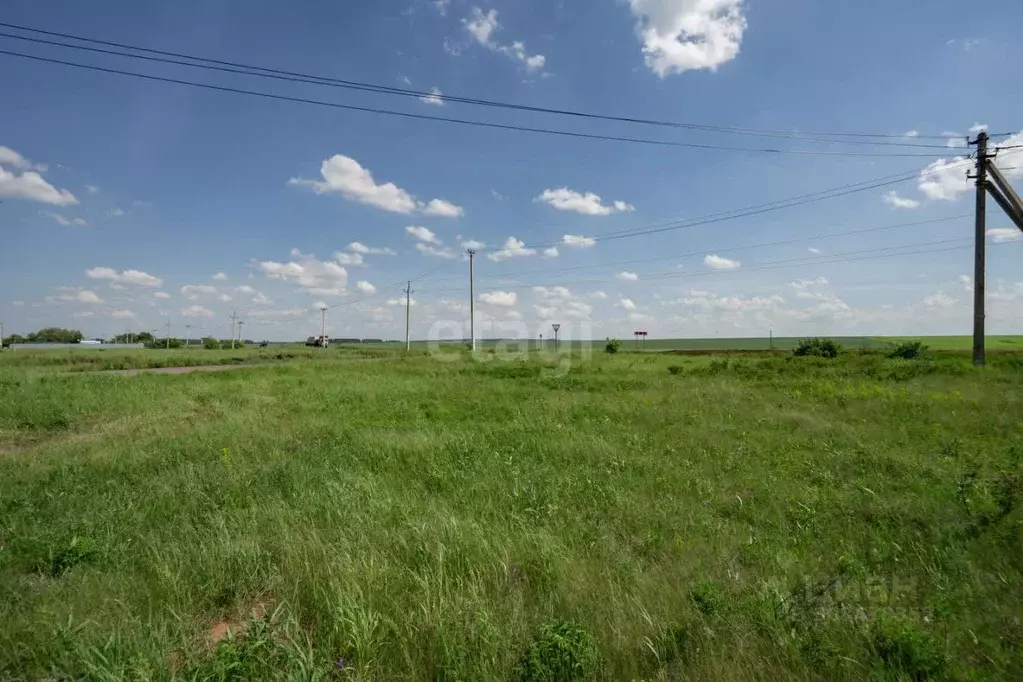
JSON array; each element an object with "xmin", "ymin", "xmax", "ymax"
[
  {"xmin": 0, "ymin": 48, "xmax": 964, "ymax": 158},
  {"xmin": 2, "ymin": 21, "xmax": 1014, "ymax": 146}
]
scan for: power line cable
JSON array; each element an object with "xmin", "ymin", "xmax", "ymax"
[
  {"xmin": 1, "ymin": 21, "xmax": 1012, "ymax": 145},
  {"xmin": 0, "ymin": 48, "xmax": 961, "ymax": 158}
]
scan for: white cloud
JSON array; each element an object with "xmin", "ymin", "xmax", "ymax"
[
  {"xmin": 355, "ymin": 280, "xmax": 377, "ymax": 295},
  {"xmin": 543, "ymin": 246, "xmax": 560, "ymax": 258},
  {"xmin": 422, "ymin": 198, "xmax": 465, "ymax": 218},
  {"xmin": 534, "ymin": 286, "xmax": 573, "ymax": 300},
  {"xmin": 415, "ymin": 243, "xmax": 458, "ymax": 259},
  {"xmin": 462, "ymin": 7, "xmax": 546, "ymax": 71},
  {"xmin": 55, "ymin": 287, "xmax": 103, "ymax": 304},
  {"xmin": 252, "ymin": 293, "xmax": 273, "ymax": 305},
  {"xmin": 918, "ymin": 157, "xmax": 970, "ymax": 200},
  {"xmin": 487, "ymin": 236, "xmax": 536, "ymax": 261},
  {"xmin": 181, "ymin": 305, "xmax": 215, "ymax": 318},
  {"xmin": 922, "ymin": 292, "xmax": 956, "ymax": 308},
  {"xmin": 218, "ymin": 294, "xmax": 233, "ymax": 302},
  {"xmin": 903, "ymin": 130, "xmax": 919, "ymax": 138},
  {"xmin": 86, "ymin": 267, "xmax": 162, "ymax": 287},
  {"xmin": 789, "ymin": 277, "xmax": 828, "ymax": 291},
  {"xmin": 433, "ymin": 0, "xmax": 450, "ymax": 15},
  {"xmin": 536, "ymin": 188, "xmax": 634, "ymax": 216},
  {"xmin": 941, "ymin": 131, "xmax": 967, "ymax": 149},
  {"xmin": 0, "ymin": 152, "xmax": 78, "ymax": 205},
  {"xmin": 461, "ymin": 239, "xmax": 485, "ymax": 249},
  {"xmin": 628, "ymin": 0, "xmax": 746, "ymax": 77},
  {"xmin": 181, "ymin": 285, "xmax": 218, "ymax": 300},
  {"xmin": 387, "ymin": 297, "xmax": 416, "ymax": 307},
  {"xmin": 109, "ymin": 309, "xmax": 136, "ymax": 319},
  {"xmin": 406, "ymin": 225, "xmax": 441, "ymax": 243},
  {"xmin": 808, "ymin": 247, "xmax": 822, "ymax": 255},
  {"xmin": 349, "ymin": 241, "xmax": 396, "ymax": 255},
  {"xmin": 235, "ymin": 285, "xmax": 257, "ymax": 295},
  {"xmin": 618, "ymin": 298, "xmax": 637, "ymax": 311},
  {"xmin": 479, "ymin": 291, "xmax": 518, "ymax": 306},
  {"xmin": 108, "ymin": 207, "xmax": 125, "ymax": 217},
  {"xmin": 213, "ymin": 272, "xmax": 229, "ymax": 281},
  {"xmin": 987, "ymin": 228, "xmax": 1022, "ymax": 243},
  {"xmin": 420, "ymin": 87, "xmax": 445, "ymax": 106},
  {"xmin": 332, "ymin": 251, "xmax": 365, "ymax": 266},
  {"xmin": 676, "ymin": 292, "xmax": 785, "ymax": 312},
  {"xmin": 72, "ymin": 217, "xmax": 88, "ymax": 227},
  {"xmin": 288, "ymin": 154, "xmax": 418, "ymax": 213},
  {"xmin": 969, "ymin": 122, "xmax": 988, "ymax": 134},
  {"xmin": 882, "ymin": 191, "xmax": 920, "ymax": 209},
  {"xmin": 153, "ymin": 291, "xmax": 171, "ymax": 300},
  {"xmin": 588, "ymin": 290, "xmax": 608, "ymax": 299},
  {"xmin": 73, "ymin": 311, "xmax": 95, "ymax": 319},
  {"xmin": 704, "ymin": 254, "xmax": 741, "ymax": 270},
  {"xmin": 617, "ymin": 271, "xmax": 640, "ymax": 281},
  {"xmin": 562, "ymin": 234, "xmax": 596, "ymax": 248},
  {"xmin": 491, "ymin": 189, "xmax": 506, "ymax": 200},
  {"xmin": 42, "ymin": 212, "xmax": 70, "ymax": 226},
  {"xmin": 256, "ymin": 250, "xmax": 348, "ymax": 296},
  {"xmin": 85, "ymin": 184, "xmax": 99, "ymax": 195}
]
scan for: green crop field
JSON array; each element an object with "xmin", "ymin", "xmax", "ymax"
[{"xmin": 1, "ymin": 347, "xmax": 1022, "ymax": 680}]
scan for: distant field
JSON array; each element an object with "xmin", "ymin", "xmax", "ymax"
[{"xmin": 876, "ymin": 335, "xmax": 1023, "ymax": 350}]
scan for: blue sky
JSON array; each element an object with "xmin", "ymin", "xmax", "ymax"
[{"xmin": 2, "ymin": 0, "xmax": 1023, "ymax": 341}]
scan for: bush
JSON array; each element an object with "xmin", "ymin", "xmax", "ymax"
[
  {"xmin": 668, "ymin": 365, "xmax": 683, "ymax": 375},
  {"xmin": 519, "ymin": 621, "xmax": 598, "ymax": 682},
  {"xmin": 887, "ymin": 340, "xmax": 928, "ymax": 359},
  {"xmin": 793, "ymin": 338, "xmax": 842, "ymax": 358},
  {"xmin": 203, "ymin": 337, "xmax": 222, "ymax": 350},
  {"xmin": 604, "ymin": 337, "xmax": 621, "ymax": 354}
]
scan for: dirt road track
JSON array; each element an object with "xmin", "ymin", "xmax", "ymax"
[{"xmin": 100, "ymin": 364, "xmax": 258, "ymax": 377}]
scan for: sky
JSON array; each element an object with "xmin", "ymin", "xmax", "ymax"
[{"xmin": 2, "ymin": 0, "xmax": 1023, "ymax": 342}]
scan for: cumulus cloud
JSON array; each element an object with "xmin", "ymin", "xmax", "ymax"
[
  {"xmin": 109, "ymin": 309, "xmax": 136, "ymax": 319},
  {"xmin": 487, "ymin": 236, "xmax": 536, "ymax": 261},
  {"xmin": 918, "ymin": 157, "xmax": 970, "ymax": 200},
  {"xmin": 922, "ymin": 292, "xmax": 957, "ymax": 308},
  {"xmin": 704, "ymin": 254, "xmax": 740, "ymax": 270},
  {"xmin": 406, "ymin": 225, "xmax": 440, "ymax": 243},
  {"xmin": 256, "ymin": 250, "xmax": 349, "ymax": 297},
  {"xmin": 181, "ymin": 305, "xmax": 215, "ymax": 318},
  {"xmin": 332, "ymin": 251, "xmax": 365, "ymax": 266},
  {"xmin": 387, "ymin": 296, "xmax": 417, "ymax": 307},
  {"xmin": 181, "ymin": 285, "xmax": 218, "ymax": 300},
  {"xmin": 628, "ymin": 0, "xmax": 747, "ymax": 77},
  {"xmin": 543, "ymin": 246, "xmax": 560, "ymax": 258},
  {"xmin": 536, "ymin": 188, "xmax": 634, "ymax": 215},
  {"xmin": 461, "ymin": 239, "xmax": 485, "ymax": 249},
  {"xmin": 882, "ymin": 191, "xmax": 920, "ymax": 209},
  {"xmin": 422, "ymin": 198, "xmax": 465, "ymax": 217},
  {"xmin": 86, "ymin": 267, "xmax": 163, "ymax": 287},
  {"xmin": 289, "ymin": 155, "xmax": 463, "ymax": 217},
  {"xmin": 153, "ymin": 291, "xmax": 171, "ymax": 300},
  {"xmin": 420, "ymin": 87, "xmax": 445, "ymax": 106},
  {"xmin": 562, "ymin": 234, "xmax": 596, "ymax": 248},
  {"xmin": 987, "ymin": 228, "xmax": 1022, "ymax": 243},
  {"xmin": 618, "ymin": 298, "xmax": 637, "ymax": 311},
  {"xmin": 617, "ymin": 271, "xmax": 640, "ymax": 281},
  {"xmin": 479, "ymin": 290, "xmax": 518, "ymax": 306},
  {"xmin": 252, "ymin": 292, "xmax": 273, "ymax": 305},
  {"xmin": 355, "ymin": 280, "xmax": 377, "ymax": 295},
  {"xmin": 213, "ymin": 272, "xmax": 229, "ymax": 281},
  {"xmin": 415, "ymin": 243, "xmax": 458, "ymax": 259},
  {"xmin": 348, "ymin": 241, "xmax": 396, "ymax": 255},
  {"xmin": 462, "ymin": 7, "xmax": 546, "ymax": 71},
  {"xmin": 55, "ymin": 287, "xmax": 103, "ymax": 304},
  {"xmin": 0, "ymin": 146, "xmax": 78, "ymax": 205}
]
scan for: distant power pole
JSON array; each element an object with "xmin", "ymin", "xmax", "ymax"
[
  {"xmin": 319, "ymin": 306, "xmax": 327, "ymax": 347},
  {"xmin": 404, "ymin": 280, "xmax": 414, "ymax": 353},
  {"xmin": 969, "ymin": 131, "xmax": 989, "ymax": 366},
  {"xmin": 237, "ymin": 320, "xmax": 245, "ymax": 345},
  {"xmin": 467, "ymin": 249, "xmax": 476, "ymax": 351},
  {"xmin": 184, "ymin": 324, "xmax": 191, "ymax": 348},
  {"xmin": 539, "ymin": 333, "xmax": 543, "ymax": 351},
  {"xmin": 769, "ymin": 329, "xmax": 773, "ymax": 351},
  {"xmin": 165, "ymin": 320, "xmax": 172, "ymax": 349},
  {"xmin": 229, "ymin": 311, "xmax": 239, "ymax": 350}
]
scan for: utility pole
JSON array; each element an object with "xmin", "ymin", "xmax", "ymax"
[
  {"xmin": 467, "ymin": 249, "xmax": 476, "ymax": 351},
  {"xmin": 184, "ymin": 324, "xmax": 191, "ymax": 348},
  {"xmin": 539, "ymin": 333, "xmax": 543, "ymax": 351},
  {"xmin": 969, "ymin": 131, "xmax": 989, "ymax": 366},
  {"xmin": 0, "ymin": 320, "xmax": 4, "ymax": 350},
  {"xmin": 229, "ymin": 311, "xmax": 239, "ymax": 350},
  {"xmin": 319, "ymin": 306, "xmax": 327, "ymax": 348},
  {"xmin": 237, "ymin": 320, "xmax": 244, "ymax": 346},
  {"xmin": 404, "ymin": 280, "xmax": 414, "ymax": 353},
  {"xmin": 552, "ymin": 323, "xmax": 561, "ymax": 352},
  {"xmin": 165, "ymin": 320, "xmax": 172, "ymax": 349}
]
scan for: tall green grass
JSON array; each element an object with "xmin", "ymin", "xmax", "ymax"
[{"xmin": 0, "ymin": 351, "xmax": 1020, "ymax": 679}]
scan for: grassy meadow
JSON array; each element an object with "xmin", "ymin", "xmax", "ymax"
[{"xmin": 1, "ymin": 346, "xmax": 1022, "ymax": 680}]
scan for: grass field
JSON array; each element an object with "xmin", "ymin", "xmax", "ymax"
[{"xmin": 1, "ymin": 347, "xmax": 1022, "ymax": 680}]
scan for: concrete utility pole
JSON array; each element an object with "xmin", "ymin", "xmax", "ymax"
[
  {"xmin": 184, "ymin": 324, "xmax": 191, "ymax": 348},
  {"xmin": 165, "ymin": 320, "xmax": 172, "ymax": 349},
  {"xmin": 229, "ymin": 311, "xmax": 239, "ymax": 350},
  {"xmin": 467, "ymin": 249, "xmax": 476, "ymax": 351},
  {"xmin": 237, "ymin": 320, "xmax": 244, "ymax": 345},
  {"xmin": 404, "ymin": 280, "xmax": 414, "ymax": 353},
  {"xmin": 319, "ymin": 306, "xmax": 327, "ymax": 347},
  {"xmin": 969, "ymin": 132, "xmax": 989, "ymax": 366}
]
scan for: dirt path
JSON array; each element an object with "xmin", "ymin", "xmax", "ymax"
[{"xmin": 100, "ymin": 364, "xmax": 259, "ymax": 377}]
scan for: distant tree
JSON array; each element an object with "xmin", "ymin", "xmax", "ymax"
[
  {"xmin": 793, "ymin": 337, "xmax": 842, "ymax": 358},
  {"xmin": 203, "ymin": 337, "xmax": 222, "ymax": 350},
  {"xmin": 2, "ymin": 334, "xmax": 27, "ymax": 347},
  {"xmin": 604, "ymin": 337, "xmax": 621, "ymax": 354},
  {"xmin": 26, "ymin": 327, "xmax": 83, "ymax": 344}
]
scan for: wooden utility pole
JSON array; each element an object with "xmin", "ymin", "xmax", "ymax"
[
  {"xmin": 404, "ymin": 280, "xmax": 414, "ymax": 353},
  {"xmin": 467, "ymin": 249, "xmax": 476, "ymax": 351},
  {"xmin": 970, "ymin": 132, "xmax": 989, "ymax": 366},
  {"xmin": 229, "ymin": 311, "xmax": 239, "ymax": 350}
]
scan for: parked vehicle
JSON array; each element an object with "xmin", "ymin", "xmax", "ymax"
[{"xmin": 305, "ymin": 335, "xmax": 329, "ymax": 348}]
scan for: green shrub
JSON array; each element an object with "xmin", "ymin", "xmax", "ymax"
[
  {"xmin": 873, "ymin": 619, "xmax": 946, "ymax": 680},
  {"xmin": 668, "ymin": 365, "xmax": 683, "ymax": 375},
  {"xmin": 203, "ymin": 337, "xmax": 222, "ymax": 350},
  {"xmin": 519, "ymin": 620, "xmax": 598, "ymax": 682},
  {"xmin": 605, "ymin": 337, "xmax": 621, "ymax": 354},
  {"xmin": 793, "ymin": 337, "xmax": 842, "ymax": 358},
  {"xmin": 887, "ymin": 340, "xmax": 928, "ymax": 359}
]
